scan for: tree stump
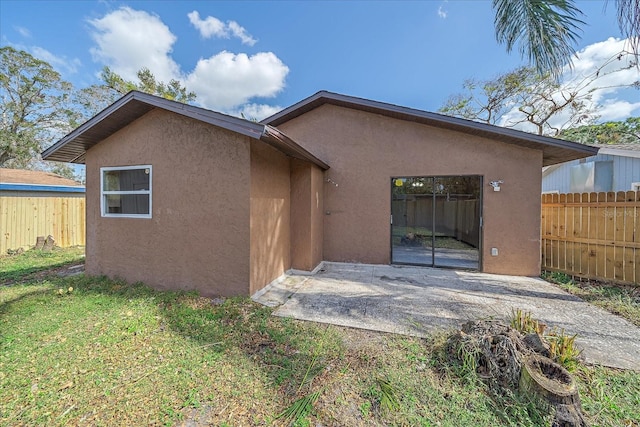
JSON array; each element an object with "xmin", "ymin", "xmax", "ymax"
[
  {"xmin": 35, "ymin": 236, "xmax": 45, "ymax": 250},
  {"xmin": 519, "ymin": 354, "xmax": 587, "ymax": 426},
  {"xmin": 43, "ymin": 235, "xmax": 55, "ymax": 251}
]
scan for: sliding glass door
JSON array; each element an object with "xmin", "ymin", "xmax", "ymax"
[{"xmin": 391, "ymin": 175, "xmax": 481, "ymax": 269}]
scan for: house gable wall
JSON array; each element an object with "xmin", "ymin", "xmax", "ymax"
[
  {"xmin": 85, "ymin": 108, "xmax": 251, "ymax": 296},
  {"xmin": 276, "ymin": 104, "xmax": 544, "ymax": 276}
]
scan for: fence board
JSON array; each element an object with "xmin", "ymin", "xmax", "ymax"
[
  {"xmin": 0, "ymin": 195, "xmax": 85, "ymax": 254},
  {"xmin": 565, "ymin": 197, "xmax": 574, "ymax": 271},
  {"xmin": 542, "ymin": 191, "xmax": 639, "ymax": 285},
  {"xmin": 572, "ymin": 194, "xmax": 583, "ymax": 274},
  {"xmin": 580, "ymin": 193, "xmax": 590, "ymax": 276}
]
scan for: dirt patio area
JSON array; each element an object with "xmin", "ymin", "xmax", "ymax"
[{"xmin": 253, "ymin": 262, "xmax": 640, "ymax": 371}]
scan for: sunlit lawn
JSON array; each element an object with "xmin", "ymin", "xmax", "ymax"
[{"xmin": 1, "ymin": 248, "xmax": 638, "ymax": 426}]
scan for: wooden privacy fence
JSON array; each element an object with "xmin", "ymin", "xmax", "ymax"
[
  {"xmin": 541, "ymin": 191, "xmax": 639, "ymax": 284},
  {"xmin": 0, "ymin": 195, "xmax": 85, "ymax": 254}
]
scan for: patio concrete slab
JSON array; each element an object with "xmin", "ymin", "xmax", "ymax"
[{"xmin": 253, "ymin": 262, "xmax": 640, "ymax": 371}]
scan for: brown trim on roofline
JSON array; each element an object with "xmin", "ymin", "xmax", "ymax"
[
  {"xmin": 262, "ymin": 91, "xmax": 599, "ymax": 166},
  {"xmin": 261, "ymin": 126, "xmax": 330, "ymax": 170},
  {"xmin": 41, "ymin": 91, "xmax": 329, "ymax": 170}
]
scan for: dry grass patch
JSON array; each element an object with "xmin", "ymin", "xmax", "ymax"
[{"xmin": 543, "ymin": 271, "xmax": 640, "ymax": 327}]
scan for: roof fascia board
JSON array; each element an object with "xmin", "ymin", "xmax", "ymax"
[
  {"xmin": 42, "ymin": 91, "xmax": 265, "ymax": 161},
  {"xmin": 139, "ymin": 92, "xmax": 264, "ymax": 139},
  {"xmin": 262, "ymin": 90, "xmax": 599, "ymax": 157},
  {"xmin": 596, "ymin": 147, "xmax": 640, "ymax": 159},
  {"xmin": 261, "ymin": 91, "xmax": 326, "ymax": 125},
  {"xmin": 42, "ymin": 90, "xmax": 331, "ymax": 169},
  {"xmin": 261, "ymin": 126, "xmax": 330, "ymax": 170},
  {"xmin": 42, "ymin": 91, "xmax": 138, "ymax": 160}
]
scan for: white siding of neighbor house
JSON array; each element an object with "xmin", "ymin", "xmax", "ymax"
[{"xmin": 542, "ymin": 153, "xmax": 640, "ymax": 193}]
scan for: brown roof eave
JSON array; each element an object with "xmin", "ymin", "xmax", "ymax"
[
  {"xmin": 42, "ymin": 91, "xmax": 266, "ymax": 164},
  {"xmin": 262, "ymin": 91, "xmax": 599, "ymax": 167},
  {"xmin": 42, "ymin": 91, "xmax": 142, "ymax": 163},
  {"xmin": 261, "ymin": 126, "xmax": 330, "ymax": 170}
]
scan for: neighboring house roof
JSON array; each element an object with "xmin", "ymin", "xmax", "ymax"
[
  {"xmin": 542, "ymin": 144, "xmax": 640, "ymax": 178},
  {"xmin": 0, "ymin": 168, "xmax": 81, "ymax": 186},
  {"xmin": 0, "ymin": 168, "xmax": 84, "ymax": 193},
  {"xmin": 588, "ymin": 144, "xmax": 640, "ymax": 159},
  {"xmin": 262, "ymin": 91, "xmax": 599, "ymax": 167},
  {"xmin": 42, "ymin": 91, "xmax": 329, "ymax": 170}
]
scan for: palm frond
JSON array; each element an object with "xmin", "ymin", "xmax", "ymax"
[
  {"xmin": 610, "ymin": 0, "xmax": 640, "ymax": 56},
  {"xmin": 275, "ymin": 390, "xmax": 322, "ymax": 424},
  {"xmin": 492, "ymin": 0, "xmax": 585, "ymax": 77},
  {"xmin": 376, "ymin": 378, "xmax": 400, "ymax": 413}
]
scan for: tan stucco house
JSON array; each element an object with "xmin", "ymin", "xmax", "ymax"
[{"xmin": 42, "ymin": 90, "xmax": 597, "ymax": 297}]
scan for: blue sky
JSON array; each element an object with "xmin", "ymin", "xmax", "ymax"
[{"xmin": 1, "ymin": 0, "xmax": 638, "ymax": 123}]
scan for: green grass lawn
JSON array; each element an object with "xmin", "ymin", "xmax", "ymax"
[
  {"xmin": 0, "ymin": 246, "xmax": 85, "ymax": 285},
  {"xmin": 1, "ymin": 248, "xmax": 639, "ymax": 426}
]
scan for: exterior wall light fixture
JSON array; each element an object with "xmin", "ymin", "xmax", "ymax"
[{"xmin": 489, "ymin": 180, "xmax": 504, "ymax": 192}]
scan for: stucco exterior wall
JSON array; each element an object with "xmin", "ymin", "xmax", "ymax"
[
  {"xmin": 276, "ymin": 104, "xmax": 544, "ymax": 276},
  {"xmin": 310, "ymin": 165, "xmax": 325, "ymax": 267},
  {"xmin": 85, "ymin": 109, "xmax": 251, "ymax": 296},
  {"xmin": 290, "ymin": 160, "xmax": 324, "ymax": 271},
  {"xmin": 249, "ymin": 140, "xmax": 291, "ymax": 294}
]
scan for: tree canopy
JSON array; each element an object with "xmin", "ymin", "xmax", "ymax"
[
  {"xmin": 0, "ymin": 46, "xmax": 76, "ymax": 168},
  {"xmin": 559, "ymin": 117, "xmax": 640, "ymax": 144},
  {"xmin": 100, "ymin": 66, "xmax": 196, "ymax": 104},
  {"xmin": 0, "ymin": 47, "xmax": 196, "ymax": 177},
  {"xmin": 439, "ymin": 51, "xmax": 638, "ymax": 137}
]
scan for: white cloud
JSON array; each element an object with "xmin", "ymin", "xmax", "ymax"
[
  {"xmin": 15, "ymin": 26, "xmax": 31, "ymax": 37},
  {"xmin": 188, "ymin": 11, "xmax": 257, "ymax": 46},
  {"xmin": 499, "ymin": 37, "xmax": 640, "ymax": 133},
  {"xmin": 31, "ymin": 46, "xmax": 82, "ymax": 74},
  {"xmin": 88, "ymin": 7, "xmax": 181, "ymax": 82},
  {"xmin": 566, "ymin": 39, "xmax": 634, "ymax": 85},
  {"xmin": 187, "ymin": 11, "xmax": 226, "ymax": 38},
  {"xmin": 597, "ymin": 99, "xmax": 640, "ymax": 121},
  {"xmin": 186, "ymin": 51, "xmax": 289, "ymax": 110},
  {"xmin": 437, "ymin": 6, "xmax": 448, "ymax": 19},
  {"xmin": 227, "ymin": 21, "xmax": 257, "ymax": 46},
  {"xmin": 88, "ymin": 7, "xmax": 286, "ymax": 114},
  {"xmin": 560, "ymin": 38, "xmax": 640, "ymax": 123}
]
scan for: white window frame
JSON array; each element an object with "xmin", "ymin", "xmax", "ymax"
[
  {"xmin": 100, "ymin": 165, "xmax": 152, "ymax": 218},
  {"xmin": 632, "ymin": 182, "xmax": 640, "ymax": 191}
]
